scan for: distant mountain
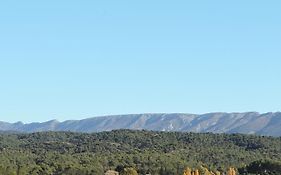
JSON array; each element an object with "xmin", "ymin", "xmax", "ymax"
[{"xmin": 1, "ymin": 112, "xmax": 281, "ymax": 136}]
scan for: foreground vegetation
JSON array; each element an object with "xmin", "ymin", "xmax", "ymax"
[{"xmin": 0, "ymin": 130, "xmax": 280, "ymax": 175}]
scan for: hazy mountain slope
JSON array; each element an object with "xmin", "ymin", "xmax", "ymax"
[{"xmin": 1, "ymin": 112, "xmax": 281, "ymax": 136}]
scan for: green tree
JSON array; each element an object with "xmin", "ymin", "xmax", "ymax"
[{"xmin": 120, "ymin": 168, "xmax": 138, "ymax": 175}]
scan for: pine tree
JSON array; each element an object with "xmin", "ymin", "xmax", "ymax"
[{"xmin": 200, "ymin": 166, "xmax": 212, "ymax": 175}]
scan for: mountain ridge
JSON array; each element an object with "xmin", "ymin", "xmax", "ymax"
[{"xmin": 1, "ymin": 112, "xmax": 281, "ymax": 136}]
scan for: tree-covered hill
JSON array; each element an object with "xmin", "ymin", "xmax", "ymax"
[{"xmin": 0, "ymin": 130, "xmax": 280, "ymax": 175}]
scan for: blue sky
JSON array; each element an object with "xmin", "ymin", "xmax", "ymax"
[{"xmin": 0, "ymin": 1, "xmax": 280, "ymax": 123}]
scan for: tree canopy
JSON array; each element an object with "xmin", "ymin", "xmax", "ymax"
[{"xmin": 0, "ymin": 130, "xmax": 280, "ymax": 174}]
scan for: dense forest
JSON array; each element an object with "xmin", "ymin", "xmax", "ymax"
[{"xmin": 0, "ymin": 130, "xmax": 280, "ymax": 175}]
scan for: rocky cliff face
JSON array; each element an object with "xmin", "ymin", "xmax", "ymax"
[{"xmin": 1, "ymin": 112, "xmax": 281, "ymax": 136}]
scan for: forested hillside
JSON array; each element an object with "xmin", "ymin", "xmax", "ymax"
[{"xmin": 0, "ymin": 130, "xmax": 281, "ymax": 175}]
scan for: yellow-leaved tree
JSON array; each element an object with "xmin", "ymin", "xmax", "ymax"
[
  {"xmin": 214, "ymin": 171, "xmax": 221, "ymax": 175},
  {"xmin": 183, "ymin": 168, "xmax": 200, "ymax": 175},
  {"xmin": 183, "ymin": 167, "xmax": 192, "ymax": 175},
  {"xmin": 194, "ymin": 169, "xmax": 200, "ymax": 175},
  {"xmin": 227, "ymin": 167, "xmax": 236, "ymax": 175}
]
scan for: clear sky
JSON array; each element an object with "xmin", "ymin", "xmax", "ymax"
[{"xmin": 0, "ymin": 1, "xmax": 280, "ymax": 123}]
